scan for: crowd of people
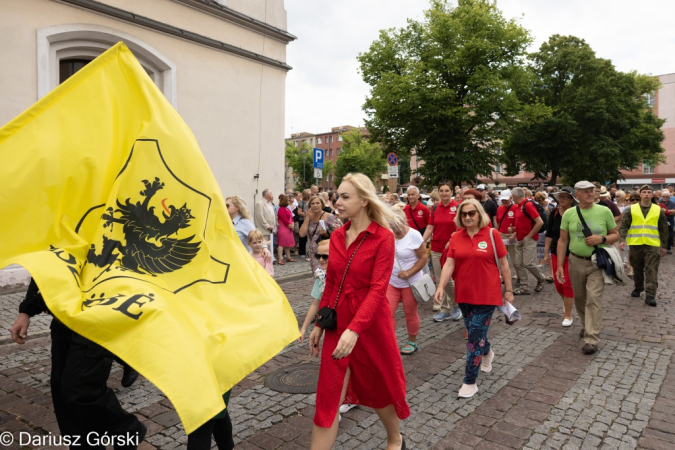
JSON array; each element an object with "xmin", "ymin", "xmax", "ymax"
[{"xmin": 8, "ymin": 175, "xmax": 674, "ymax": 450}]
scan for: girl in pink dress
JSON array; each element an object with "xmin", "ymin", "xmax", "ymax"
[{"xmin": 248, "ymin": 230, "xmax": 273, "ymax": 276}]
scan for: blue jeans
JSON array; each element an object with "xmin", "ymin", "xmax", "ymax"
[{"xmin": 458, "ymin": 304, "xmax": 496, "ymax": 384}]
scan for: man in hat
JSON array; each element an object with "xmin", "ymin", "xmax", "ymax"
[
  {"xmin": 495, "ymin": 189, "xmax": 518, "ymax": 276},
  {"xmin": 477, "ymin": 184, "xmax": 498, "ymax": 226},
  {"xmin": 619, "ymin": 185, "xmax": 669, "ymax": 306},
  {"xmin": 556, "ymin": 180, "xmax": 619, "ymax": 354}
]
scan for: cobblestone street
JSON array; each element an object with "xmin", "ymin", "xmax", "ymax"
[{"xmin": 1, "ymin": 256, "xmax": 675, "ymax": 449}]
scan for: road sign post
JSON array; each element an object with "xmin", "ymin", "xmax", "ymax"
[{"xmin": 312, "ymin": 148, "xmax": 324, "ymax": 187}]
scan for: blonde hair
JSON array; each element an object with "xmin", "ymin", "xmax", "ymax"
[
  {"xmin": 454, "ymin": 198, "xmax": 490, "ymax": 230},
  {"xmin": 247, "ymin": 229, "xmax": 266, "ymax": 245},
  {"xmin": 226, "ymin": 196, "xmax": 252, "ymax": 220},
  {"xmin": 389, "ymin": 204, "xmax": 409, "ymax": 235},
  {"xmin": 316, "ymin": 239, "xmax": 330, "ymax": 252},
  {"xmin": 429, "ymin": 189, "xmax": 440, "ymax": 203},
  {"xmin": 341, "ymin": 173, "xmax": 401, "ymax": 231},
  {"xmin": 308, "ymin": 194, "xmax": 326, "ymax": 208}
]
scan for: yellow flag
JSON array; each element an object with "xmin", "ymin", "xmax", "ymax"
[{"xmin": 0, "ymin": 42, "xmax": 298, "ymax": 433}]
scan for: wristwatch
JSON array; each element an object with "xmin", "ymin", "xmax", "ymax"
[{"xmin": 601, "ymin": 236, "xmax": 606, "ymax": 244}]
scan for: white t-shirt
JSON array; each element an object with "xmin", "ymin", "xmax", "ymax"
[{"xmin": 390, "ymin": 228, "xmax": 425, "ymax": 289}]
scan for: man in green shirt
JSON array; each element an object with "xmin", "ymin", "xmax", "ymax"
[{"xmin": 556, "ymin": 181, "xmax": 619, "ymax": 355}]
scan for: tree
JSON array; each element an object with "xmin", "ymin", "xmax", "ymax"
[
  {"xmin": 358, "ymin": 0, "xmax": 531, "ymax": 187},
  {"xmin": 285, "ymin": 141, "xmax": 334, "ymax": 190},
  {"xmin": 335, "ymin": 131, "xmax": 386, "ymax": 186},
  {"xmin": 502, "ymin": 35, "xmax": 665, "ymax": 185}
]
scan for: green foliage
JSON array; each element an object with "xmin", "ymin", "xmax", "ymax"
[
  {"xmin": 503, "ymin": 35, "xmax": 666, "ymax": 185},
  {"xmin": 358, "ymin": 0, "xmax": 532, "ymax": 187},
  {"xmin": 285, "ymin": 141, "xmax": 334, "ymax": 190},
  {"xmin": 335, "ymin": 131, "xmax": 386, "ymax": 186}
]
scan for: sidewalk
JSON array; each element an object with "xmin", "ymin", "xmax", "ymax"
[{"xmin": 1, "ymin": 257, "xmax": 674, "ymax": 449}]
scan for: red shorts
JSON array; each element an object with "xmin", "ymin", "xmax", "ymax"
[{"xmin": 551, "ymin": 253, "xmax": 573, "ymax": 298}]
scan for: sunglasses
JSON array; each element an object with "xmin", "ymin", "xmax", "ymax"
[
  {"xmin": 460, "ymin": 210, "xmax": 478, "ymax": 218},
  {"xmin": 314, "ymin": 253, "xmax": 329, "ymax": 261},
  {"xmin": 226, "ymin": 203, "xmax": 230, "ymax": 208}
]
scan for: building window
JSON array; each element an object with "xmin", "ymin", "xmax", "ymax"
[
  {"xmin": 645, "ymin": 93, "xmax": 655, "ymax": 108},
  {"xmin": 338, "ymin": 135, "xmax": 343, "ymax": 142},
  {"xmin": 37, "ymin": 24, "xmax": 176, "ymax": 106},
  {"xmin": 494, "ymin": 164, "xmax": 503, "ymax": 174},
  {"xmin": 317, "ymin": 137, "xmax": 322, "ymax": 144},
  {"xmin": 643, "ymin": 160, "xmax": 655, "ymax": 174}
]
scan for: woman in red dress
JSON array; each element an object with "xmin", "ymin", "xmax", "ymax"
[{"xmin": 308, "ymin": 173, "xmax": 410, "ymax": 450}]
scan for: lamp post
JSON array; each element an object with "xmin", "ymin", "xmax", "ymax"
[{"xmin": 300, "ymin": 147, "xmax": 308, "ymax": 187}]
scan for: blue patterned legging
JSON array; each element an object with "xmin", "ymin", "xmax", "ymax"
[{"xmin": 458, "ymin": 303, "xmax": 496, "ymax": 385}]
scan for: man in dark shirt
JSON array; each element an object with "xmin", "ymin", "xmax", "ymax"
[
  {"xmin": 658, "ymin": 190, "xmax": 675, "ymax": 254},
  {"xmin": 596, "ymin": 184, "xmax": 622, "ymax": 222},
  {"xmin": 477, "ymin": 184, "xmax": 498, "ymax": 226},
  {"xmin": 10, "ymin": 279, "xmax": 146, "ymax": 449}
]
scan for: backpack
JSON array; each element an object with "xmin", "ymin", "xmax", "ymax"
[{"xmin": 522, "ymin": 200, "xmax": 548, "ymax": 230}]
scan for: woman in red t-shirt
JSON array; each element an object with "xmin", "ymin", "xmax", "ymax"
[
  {"xmin": 433, "ymin": 199, "xmax": 515, "ymax": 399},
  {"xmin": 308, "ymin": 173, "xmax": 409, "ymax": 450}
]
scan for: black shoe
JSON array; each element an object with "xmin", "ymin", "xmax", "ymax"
[
  {"xmin": 645, "ymin": 296, "xmax": 657, "ymax": 307},
  {"xmin": 121, "ymin": 365, "xmax": 139, "ymax": 388},
  {"xmin": 631, "ymin": 289, "xmax": 643, "ymax": 298},
  {"xmin": 582, "ymin": 343, "xmax": 597, "ymax": 355}
]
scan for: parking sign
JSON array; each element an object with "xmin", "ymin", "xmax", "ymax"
[{"xmin": 313, "ymin": 148, "xmax": 324, "ymax": 169}]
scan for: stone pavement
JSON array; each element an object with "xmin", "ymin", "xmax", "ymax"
[{"xmin": 1, "ymin": 257, "xmax": 675, "ymax": 449}]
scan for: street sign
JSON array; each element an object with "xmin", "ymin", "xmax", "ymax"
[
  {"xmin": 387, "ymin": 152, "xmax": 398, "ymax": 166},
  {"xmin": 313, "ymin": 148, "xmax": 324, "ymax": 169},
  {"xmin": 314, "ymin": 168, "xmax": 323, "ymax": 179},
  {"xmin": 387, "ymin": 165, "xmax": 399, "ymax": 178}
]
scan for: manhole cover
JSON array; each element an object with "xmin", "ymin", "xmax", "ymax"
[
  {"xmin": 265, "ymin": 364, "xmax": 320, "ymax": 394},
  {"xmin": 533, "ymin": 312, "xmax": 560, "ymax": 318}
]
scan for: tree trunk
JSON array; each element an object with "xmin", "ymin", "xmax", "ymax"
[{"xmin": 549, "ymin": 169, "xmax": 559, "ymax": 187}]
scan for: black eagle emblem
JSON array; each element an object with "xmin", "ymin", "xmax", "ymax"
[{"xmin": 87, "ymin": 177, "xmax": 201, "ymax": 276}]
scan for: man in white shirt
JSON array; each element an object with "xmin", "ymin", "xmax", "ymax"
[{"xmin": 255, "ymin": 189, "xmax": 277, "ymax": 261}]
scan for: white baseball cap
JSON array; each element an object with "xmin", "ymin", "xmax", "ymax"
[
  {"xmin": 499, "ymin": 189, "xmax": 512, "ymax": 201},
  {"xmin": 477, "ymin": 184, "xmax": 487, "ymax": 190}
]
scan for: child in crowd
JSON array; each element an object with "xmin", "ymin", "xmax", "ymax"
[
  {"xmin": 298, "ymin": 239, "xmax": 329, "ymax": 342},
  {"xmin": 248, "ymin": 230, "xmax": 274, "ymax": 276}
]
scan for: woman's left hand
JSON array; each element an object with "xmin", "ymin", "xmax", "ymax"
[
  {"xmin": 262, "ymin": 248, "xmax": 272, "ymax": 265},
  {"xmin": 504, "ymin": 291, "xmax": 514, "ymax": 304},
  {"xmin": 398, "ymin": 270, "xmax": 410, "ymax": 280},
  {"xmin": 332, "ymin": 329, "xmax": 358, "ymax": 359}
]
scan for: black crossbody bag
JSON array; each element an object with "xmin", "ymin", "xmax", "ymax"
[{"xmin": 315, "ymin": 232, "xmax": 369, "ymax": 330}]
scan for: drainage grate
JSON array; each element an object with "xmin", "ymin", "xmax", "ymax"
[{"xmin": 265, "ymin": 363, "xmax": 320, "ymax": 394}]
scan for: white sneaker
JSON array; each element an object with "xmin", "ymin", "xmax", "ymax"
[
  {"xmin": 562, "ymin": 318, "xmax": 573, "ymax": 327},
  {"xmin": 458, "ymin": 383, "xmax": 478, "ymax": 398},
  {"xmin": 339, "ymin": 403, "xmax": 357, "ymax": 414},
  {"xmin": 480, "ymin": 349, "xmax": 494, "ymax": 373}
]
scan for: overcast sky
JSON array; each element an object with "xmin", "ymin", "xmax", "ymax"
[{"xmin": 284, "ymin": 0, "xmax": 675, "ymax": 137}]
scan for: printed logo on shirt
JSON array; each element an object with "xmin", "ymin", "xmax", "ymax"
[
  {"xmin": 508, "ymin": 211, "xmax": 514, "ymax": 217},
  {"xmin": 450, "ymin": 206, "xmax": 457, "ymax": 212},
  {"xmin": 478, "ymin": 241, "xmax": 488, "ymax": 249},
  {"xmin": 418, "ymin": 211, "xmax": 423, "ymax": 216}
]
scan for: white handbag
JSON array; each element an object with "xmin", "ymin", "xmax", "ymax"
[{"xmin": 394, "ymin": 252, "xmax": 435, "ymax": 303}]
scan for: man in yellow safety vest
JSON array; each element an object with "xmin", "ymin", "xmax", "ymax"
[{"xmin": 619, "ymin": 185, "xmax": 669, "ymax": 306}]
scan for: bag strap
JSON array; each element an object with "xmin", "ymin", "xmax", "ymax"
[
  {"xmin": 407, "ymin": 204, "xmax": 423, "ymax": 232},
  {"xmin": 488, "ymin": 228, "xmax": 506, "ymax": 306},
  {"xmin": 498, "ymin": 204, "xmax": 513, "ymax": 229},
  {"xmin": 575, "ymin": 205, "xmax": 599, "ymax": 250},
  {"xmin": 332, "ymin": 232, "xmax": 369, "ymax": 309}
]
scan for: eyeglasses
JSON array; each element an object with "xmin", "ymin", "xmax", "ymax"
[
  {"xmin": 460, "ymin": 210, "xmax": 478, "ymax": 218},
  {"xmin": 314, "ymin": 253, "xmax": 329, "ymax": 261},
  {"xmin": 225, "ymin": 203, "xmax": 230, "ymax": 208}
]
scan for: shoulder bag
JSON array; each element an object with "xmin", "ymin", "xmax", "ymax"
[
  {"xmin": 315, "ymin": 232, "xmax": 369, "ymax": 330},
  {"xmin": 488, "ymin": 228, "xmax": 521, "ymax": 325},
  {"xmin": 394, "ymin": 249, "xmax": 435, "ymax": 303}
]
